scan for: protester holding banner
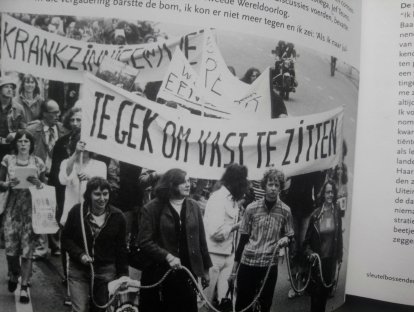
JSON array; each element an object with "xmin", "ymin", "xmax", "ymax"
[
  {"xmin": 203, "ymin": 164, "xmax": 249, "ymax": 305},
  {"xmin": 0, "ymin": 130, "xmax": 46, "ymax": 303},
  {"xmin": 61, "ymin": 177, "xmax": 128, "ymax": 312},
  {"xmin": 58, "ymin": 132, "xmax": 107, "ymax": 226},
  {"xmin": 230, "ymin": 168, "xmax": 294, "ymax": 312},
  {"xmin": 47, "ymin": 105, "xmax": 82, "ymax": 304},
  {"xmin": 138, "ymin": 168, "xmax": 212, "ymax": 312},
  {"xmin": 16, "ymin": 74, "xmax": 44, "ymax": 123},
  {"xmin": 304, "ymin": 180, "xmax": 343, "ymax": 312},
  {"xmin": 49, "ymin": 106, "xmax": 82, "ymax": 224}
]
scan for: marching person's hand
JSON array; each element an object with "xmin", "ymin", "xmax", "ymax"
[
  {"xmin": 227, "ymin": 272, "xmax": 236, "ymax": 290},
  {"xmin": 308, "ymin": 253, "xmax": 318, "ymax": 263},
  {"xmin": 211, "ymin": 225, "xmax": 230, "ymax": 242},
  {"xmin": 166, "ymin": 254, "xmax": 181, "ymax": 270},
  {"xmin": 73, "ymin": 141, "xmax": 86, "ymax": 161},
  {"xmin": 80, "ymin": 253, "xmax": 93, "ymax": 265},
  {"xmin": 75, "ymin": 141, "xmax": 86, "ymax": 154},
  {"xmin": 201, "ymin": 272, "xmax": 210, "ymax": 289},
  {"xmin": 27, "ymin": 176, "xmax": 43, "ymax": 188},
  {"xmin": 278, "ymin": 236, "xmax": 289, "ymax": 248},
  {"xmin": 211, "ymin": 231, "xmax": 226, "ymax": 242},
  {"xmin": 78, "ymin": 172, "xmax": 90, "ymax": 182},
  {"xmin": 7, "ymin": 177, "xmax": 20, "ymax": 188}
]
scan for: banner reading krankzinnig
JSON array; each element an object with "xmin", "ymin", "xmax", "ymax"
[
  {"xmin": 81, "ymin": 73, "xmax": 343, "ymax": 180},
  {"xmin": 1, "ymin": 14, "xmax": 204, "ymax": 83}
]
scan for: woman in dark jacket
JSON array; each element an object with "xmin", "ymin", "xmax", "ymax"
[
  {"xmin": 138, "ymin": 168, "xmax": 212, "ymax": 312},
  {"xmin": 303, "ymin": 180, "xmax": 343, "ymax": 312},
  {"xmin": 61, "ymin": 177, "xmax": 128, "ymax": 312}
]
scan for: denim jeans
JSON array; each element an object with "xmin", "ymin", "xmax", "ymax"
[{"xmin": 68, "ymin": 260, "xmax": 116, "ymax": 312}]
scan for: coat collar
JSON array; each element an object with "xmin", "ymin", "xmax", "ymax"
[{"xmin": 162, "ymin": 197, "xmax": 194, "ymax": 221}]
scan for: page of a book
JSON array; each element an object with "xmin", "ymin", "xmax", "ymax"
[
  {"xmin": 346, "ymin": 0, "xmax": 414, "ymax": 306},
  {"xmin": 0, "ymin": 0, "xmax": 362, "ymax": 311}
]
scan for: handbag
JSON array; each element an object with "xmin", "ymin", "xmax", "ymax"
[{"xmin": 216, "ymin": 286, "xmax": 234, "ymax": 312}]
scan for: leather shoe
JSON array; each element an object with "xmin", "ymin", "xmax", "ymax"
[
  {"xmin": 20, "ymin": 289, "xmax": 30, "ymax": 304},
  {"xmin": 8, "ymin": 279, "xmax": 18, "ymax": 292}
]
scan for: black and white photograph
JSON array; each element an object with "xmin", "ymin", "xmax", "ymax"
[{"xmin": 0, "ymin": 8, "xmax": 359, "ymax": 312}]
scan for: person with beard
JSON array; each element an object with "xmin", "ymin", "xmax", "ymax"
[
  {"xmin": 229, "ymin": 168, "xmax": 294, "ymax": 312},
  {"xmin": 49, "ymin": 106, "xmax": 83, "ymax": 227}
]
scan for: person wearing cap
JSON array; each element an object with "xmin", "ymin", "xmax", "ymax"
[{"xmin": 0, "ymin": 76, "xmax": 27, "ymax": 161}]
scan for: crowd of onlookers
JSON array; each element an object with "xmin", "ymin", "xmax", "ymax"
[{"xmin": 9, "ymin": 13, "xmax": 167, "ymax": 45}]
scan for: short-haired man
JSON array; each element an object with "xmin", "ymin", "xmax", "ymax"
[
  {"xmin": 0, "ymin": 76, "xmax": 26, "ymax": 160},
  {"xmin": 27, "ymin": 99, "xmax": 67, "ymax": 258},
  {"xmin": 230, "ymin": 168, "xmax": 294, "ymax": 312}
]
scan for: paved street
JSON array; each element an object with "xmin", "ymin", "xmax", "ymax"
[{"xmin": 0, "ymin": 25, "xmax": 359, "ymax": 312}]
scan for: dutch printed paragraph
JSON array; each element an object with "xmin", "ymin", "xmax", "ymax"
[
  {"xmin": 394, "ymin": 1, "xmax": 414, "ymax": 247},
  {"xmin": 33, "ymin": 0, "xmax": 355, "ymax": 53}
]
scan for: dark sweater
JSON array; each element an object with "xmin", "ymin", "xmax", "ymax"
[{"xmin": 61, "ymin": 204, "xmax": 128, "ymax": 277}]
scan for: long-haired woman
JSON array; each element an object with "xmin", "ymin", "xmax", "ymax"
[
  {"xmin": 304, "ymin": 180, "xmax": 343, "ymax": 312},
  {"xmin": 16, "ymin": 74, "xmax": 44, "ymax": 122},
  {"xmin": 138, "ymin": 168, "xmax": 212, "ymax": 312}
]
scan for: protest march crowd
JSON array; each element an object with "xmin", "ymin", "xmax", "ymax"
[{"xmin": 0, "ymin": 12, "xmax": 349, "ymax": 312}]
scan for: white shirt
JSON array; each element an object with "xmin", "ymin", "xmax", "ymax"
[{"xmin": 58, "ymin": 158, "xmax": 107, "ymax": 225}]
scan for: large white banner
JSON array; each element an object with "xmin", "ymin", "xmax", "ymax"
[
  {"xmin": 157, "ymin": 48, "xmax": 239, "ymax": 119},
  {"xmin": 82, "ymin": 74, "xmax": 343, "ymax": 180},
  {"xmin": 1, "ymin": 14, "xmax": 204, "ymax": 83},
  {"xmin": 198, "ymin": 29, "xmax": 273, "ymax": 119},
  {"xmin": 158, "ymin": 47, "xmax": 274, "ymax": 120}
]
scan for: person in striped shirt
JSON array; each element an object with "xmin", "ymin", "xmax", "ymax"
[{"xmin": 230, "ymin": 168, "xmax": 294, "ymax": 312}]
